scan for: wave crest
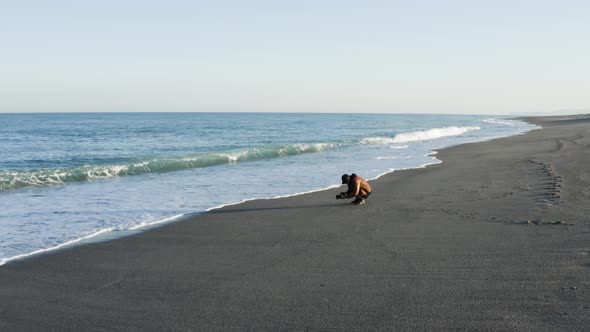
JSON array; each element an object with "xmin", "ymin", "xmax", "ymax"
[
  {"xmin": 392, "ymin": 126, "xmax": 480, "ymax": 143},
  {"xmin": 359, "ymin": 137, "xmax": 397, "ymax": 144},
  {"xmin": 0, "ymin": 143, "xmax": 340, "ymax": 191},
  {"xmin": 0, "ymin": 126, "xmax": 481, "ymax": 192}
]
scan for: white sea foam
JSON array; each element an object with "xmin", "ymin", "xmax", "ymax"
[
  {"xmin": 359, "ymin": 137, "xmax": 397, "ymax": 144},
  {"xmin": 392, "ymin": 126, "xmax": 480, "ymax": 143},
  {"xmin": 0, "ymin": 213, "xmax": 189, "ymax": 266},
  {"xmin": 368, "ymin": 152, "xmax": 443, "ymax": 181},
  {"xmin": 0, "ymin": 228, "xmax": 115, "ymax": 266},
  {"xmin": 0, "ymin": 143, "xmax": 343, "ymax": 192},
  {"xmin": 128, "ymin": 214, "xmax": 185, "ymax": 230},
  {"xmin": 360, "ymin": 127, "xmax": 480, "ymax": 146},
  {"xmin": 205, "ymin": 183, "xmax": 343, "ymax": 213}
]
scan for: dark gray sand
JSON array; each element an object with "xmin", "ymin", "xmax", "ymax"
[{"xmin": 1, "ymin": 115, "xmax": 589, "ymax": 331}]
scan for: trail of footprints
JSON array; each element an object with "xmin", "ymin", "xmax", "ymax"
[{"xmin": 527, "ymin": 159, "xmax": 562, "ymax": 206}]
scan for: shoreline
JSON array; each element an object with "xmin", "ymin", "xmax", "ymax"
[
  {"xmin": 1, "ymin": 115, "xmax": 589, "ymax": 330},
  {"xmin": 2, "ymin": 116, "xmax": 529, "ymax": 267},
  {"xmin": 1, "ymin": 132, "xmax": 510, "ymax": 267}
]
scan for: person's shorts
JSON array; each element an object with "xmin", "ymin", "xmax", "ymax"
[{"xmin": 359, "ymin": 191, "xmax": 372, "ymax": 199}]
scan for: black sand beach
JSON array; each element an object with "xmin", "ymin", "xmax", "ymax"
[{"xmin": 1, "ymin": 115, "xmax": 589, "ymax": 330}]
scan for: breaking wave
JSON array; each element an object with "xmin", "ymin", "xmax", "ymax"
[
  {"xmin": 391, "ymin": 126, "xmax": 480, "ymax": 143},
  {"xmin": 359, "ymin": 126, "xmax": 480, "ymax": 146},
  {"xmin": 0, "ymin": 126, "xmax": 481, "ymax": 192},
  {"xmin": 359, "ymin": 137, "xmax": 397, "ymax": 144},
  {"xmin": 0, "ymin": 143, "xmax": 340, "ymax": 191}
]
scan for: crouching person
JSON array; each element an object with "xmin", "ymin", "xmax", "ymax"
[{"xmin": 336, "ymin": 173, "xmax": 372, "ymax": 205}]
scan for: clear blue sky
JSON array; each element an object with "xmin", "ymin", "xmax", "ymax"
[{"xmin": 1, "ymin": 0, "xmax": 589, "ymax": 114}]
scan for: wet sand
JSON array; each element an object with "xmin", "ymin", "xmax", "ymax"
[{"xmin": 1, "ymin": 115, "xmax": 589, "ymax": 330}]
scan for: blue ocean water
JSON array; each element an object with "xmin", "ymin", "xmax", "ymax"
[{"xmin": 0, "ymin": 113, "xmax": 537, "ymax": 265}]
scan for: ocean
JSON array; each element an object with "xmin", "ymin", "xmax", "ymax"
[{"xmin": 0, "ymin": 113, "xmax": 537, "ymax": 265}]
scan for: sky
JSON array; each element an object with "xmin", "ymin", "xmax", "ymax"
[{"xmin": 1, "ymin": 0, "xmax": 589, "ymax": 114}]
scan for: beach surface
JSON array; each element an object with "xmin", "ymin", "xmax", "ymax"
[{"xmin": 1, "ymin": 115, "xmax": 589, "ymax": 331}]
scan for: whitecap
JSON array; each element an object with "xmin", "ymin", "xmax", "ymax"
[{"xmin": 392, "ymin": 126, "xmax": 480, "ymax": 143}]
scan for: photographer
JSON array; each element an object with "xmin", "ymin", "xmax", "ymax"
[{"xmin": 336, "ymin": 173, "xmax": 372, "ymax": 205}]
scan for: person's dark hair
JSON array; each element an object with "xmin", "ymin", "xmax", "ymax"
[{"xmin": 341, "ymin": 174, "xmax": 350, "ymax": 184}]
